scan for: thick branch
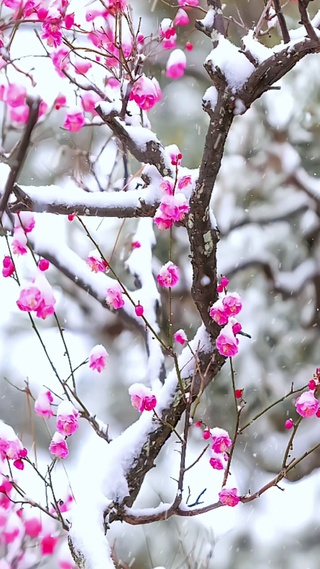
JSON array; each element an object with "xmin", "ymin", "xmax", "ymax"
[
  {"xmin": 95, "ymin": 105, "xmax": 173, "ymax": 178},
  {"xmin": 240, "ymin": 36, "xmax": 320, "ymax": 106},
  {"xmin": 187, "ymin": 88, "xmax": 235, "ymax": 335},
  {"xmin": 0, "ymin": 97, "xmax": 40, "ymax": 218},
  {"xmin": 8, "ymin": 184, "xmax": 159, "ymax": 218}
]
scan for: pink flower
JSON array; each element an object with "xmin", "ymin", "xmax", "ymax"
[
  {"xmin": 56, "ymin": 401, "xmax": 79, "ymax": 436},
  {"xmin": 174, "ymin": 329, "xmax": 187, "ymax": 345},
  {"xmin": 131, "ymin": 241, "xmax": 141, "ymax": 249},
  {"xmin": 159, "ymin": 18, "xmax": 176, "ymax": 48},
  {"xmin": 129, "ymin": 76, "xmax": 162, "ymax": 111},
  {"xmin": 211, "ymin": 428, "xmax": 232, "ymax": 453},
  {"xmin": 74, "ymin": 58, "xmax": 92, "ymax": 75},
  {"xmin": 106, "ymin": 283, "xmax": 125, "ymax": 309},
  {"xmin": 11, "ymin": 227, "xmax": 28, "ymax": 255},
  {"xmin": 218, "ymin": 487, "xmax": 240, "ymax": 507},
  {"xmin": 17, "ymin": 286, "xmax": 42, "ymax": 312},
  {"xmin": 157, "ymin": 262, "xmax": 180, "ymax": 288},
  {"xmin": 63, "ymin": 111, "xmax": 85, "ymax": 132},
  {"xmin": 55, "ymin": 93, "xmax": 67, "ymax": 109},
  {"xmin": 41, "ymin": 22, "xmax": 63, "ymax": 48},
  {"xmin": 2, "ymin": 256, "xmax": 15, "ymax": 278},
  {"xmin": 295, "ymin": 391, "xmax": 320, "ymax": 418},
  {"xmin": 34, "ymin": 389, "xmax": 54, "ymax": 418},
  {"xmin": 129, "ymin": 383, "xmax": 157, "ymax": 412},
  {"xmin": 15, "ymin": 212, "xmax": 35, "ymax": 233},
  {"xmin": 6, "ymin": 83, "xmax": 26, "ymax": 107},
  {"xmin": 174, "ymin": 8, "xmax": 189, "ymax": 26},
  {"xmin": 86, "ymin": 251, "xmax": 108, "ymax": 273},
  {"xmin": 25, "ymin": 517, "xmax": 42, "ymax": 538},
  {"xmin": 81, "ymin": 91, "xmax": 101, "ymax": 114},
  {"xmin": 209, "ymin": 453, "xmax": 227, "ymax": 470},
  {"xmin": 166, "ymin": 49, "xmax": 187, "ymax": 79},
  {"xmin": 49, "ymin": 432, "xmax": 69, "ymax": 459},
  {"xmin": 209, "ymin": 298, "xmax": 229, "ymax": 326},
  {"xmin": 41, "ymin": 534, "xmax": 58, "ymax": 555},
  {"xmin": 216, "ymin": 322, "xmax": 239, "ymax": 357},
  {"xmin": 222, "ymin": 293, "xmax": 242, "ymax": 317},
  {"xmin": 158, "ymin": 193, "xmax": 190, "ymax": 223},
  {"xmin": 89, "ymin": 344, "xmax": 108, "ymax": 373},
  {"xmin": 33, "ymin": 273, "xmax": 56, "ymax": 319},
  {"xmin": 55, "ymin": 33, "xmax": 71, "ymax": 58},
  {"xmin": 0, "ymin": 422, "xmax": 27, "ymax": 467}
]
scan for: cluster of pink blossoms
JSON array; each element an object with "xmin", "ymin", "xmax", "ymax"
[
  {"xmin": 200, "ymin": 425, "xmax": 232, "ymax": 472},
  {"xmin": 0, "ymin": 474, "xmax": 75, "ymax": 568},
  {"xmin": 34, "ymin": 391, "xmax": 79, "ymax": 459},
  {"xmin": 210, "ymin": 277, "xmax": 243, "ymax": 357},
  {"xmin": 129, "ymin": 384, "xmax": 157, "ymax": 412},
  {"xmin": 196, "ymin": 422, "xmax": 240, "ymax": 507},
  {"xmin": 154, "ymin": 172, "xmax": 191, "ymax": 231},
  {"xmin": 86, "ymin": 250, "xmax": 109, "ymax": 273}
]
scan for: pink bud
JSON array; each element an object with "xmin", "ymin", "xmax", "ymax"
[
  {"xmin": 38, "ymin": 259, "xmax": 50, "ymax": 271},
  {"xmin": 166, "ymin": 49, "xmax": 186, "ymax": 79},
  {"xmin": 285, "ymin": 418, "xmax": 294, "ymax": 429},
  {"xmin": 135, "ymin": 303, "xmax": 144, "ymax": 317},
  {"xmin": 2, "ymin": 256, "xmax": 15, "ymax": 277},
  {"xmin": 295, "ymin": 391, "xmax": 319, "ymax": 418},
  {"xmin": 173, "ymin": 329, "xmax": 187, "ymax": 345}
]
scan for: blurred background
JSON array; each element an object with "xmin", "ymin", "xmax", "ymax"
[{"xmin": 1, "ymin": 0, "xmax": 320, "ymax": 568}]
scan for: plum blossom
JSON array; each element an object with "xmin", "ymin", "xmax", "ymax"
[
  {"xmin": 16, "ymin": 273, "xmax": 56, "ymax": 319},
  {"xmin": 0, "ymin": 422, "xmax": 28, "ymax": 469},
  {"xmin": 216, "ymin": 321, "xmax": 239, "ymax": 357},
  {"xmin": 34, "ymin": 389, "xmax": 54, "ymax": 418},
  {"xmin": 41, "ymin": 534, "xmax": 58, "ymax": 555},
  {"xmin": 25, "ymin": 517, "xmax": 42, "ymax": 538},
  {"xmin": 295, "ymin": 391, "xmax": 319, "ymax": 418},
  {"xmin": 129, "ymin": 383, "xmax": 157, "ymax": 412},
  {"xmin": 174, "ymin": 9, "xmax": 189, "ymax": 26},
  {"xmin": 211, "ymin": 428, "xmax": 232, "ymax": 453},
  {"xmin": 129, "ymin": 76, "xmax": 162, "ymax": 111},
  {"xmin": 5, "ymin": 83, "xmax": 26, "ymax": 107},
  {"xmin": 159, "ymin": 18, "xmax": 177, "ymax": 49},
  {"xmin": 49, "ymin": 432, "xmax": 69, "ymax": 459},
  {"xmin": 86, "ymin": 251, "xmax": 108, "ymax": 273},
  {"xmin": 56, "ymin": 401, "xmax": 79, "ymax": 436},
  {"xmin": 218, "ymin": 487, "xmax": 240, "ymax": 507},
  {"xmin": 2, "ymin": 256, "xmax": 15, "ymax": 278},
  {"xmin": 209, "ymin": 452, "xmax": 228, "ymax": 471},
  {"xmin": 106, "ymin": 283, "xmax": 125, "ymax": 309},
  {"xmin": 38, "ymin": 259, "xmax": 50, "ymax": 271},
  {"xmin": 174, "ymin": 329, "xmax": 187, "ymax": 345},
  {"xmin": 89, "ymin": 344, "xmax": 108, "ymax": 372},
  {"xmin": 166, "ymin": 49, "xmax": 187, "ymax": 79},
  {"xmin": 11, "ymin": 227, "xmax": 28, "ymax": 255},
  {"xmin": 63, "ymin": 111, "xmax": 85, "ymax": 132},
  {"xmin": 15, "ymin": 212, "xmax": 35, "ymax": 233},
  {"xmin": 222, "ymin": 292, "xmax": 242, "ymax": 317},
  {"xmin": 157, "ymin": 262, "xmax": 180, "ymax": 288},
  {"xmin": 209, "ymin": 297, "xmax": 229, "ymax": 326},
  {"xmin": 154, "ymin": 193, "xmax": 190, "ymax": 230}
]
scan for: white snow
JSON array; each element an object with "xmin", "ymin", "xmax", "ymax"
[
  {"xmin": 205, "ymin": 36, "xmax": 255, "ymax": 91},
  {"xmin": 202, "ymin": 86, "xmax": 218, "ymax": 111},
  {"xmin": 242, "ymin": 31, "xmax": 273, "ymax": 64}
]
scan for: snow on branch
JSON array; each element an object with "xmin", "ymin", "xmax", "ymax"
[{"xmin": 8, "ymin": 182, "xmax": 161, "ymax": 218}]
